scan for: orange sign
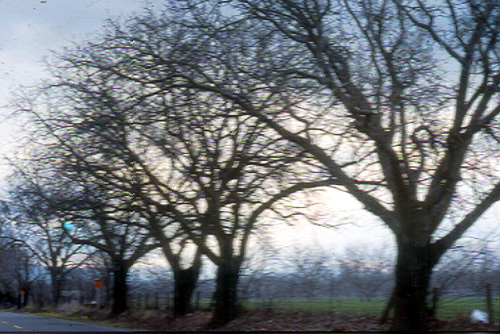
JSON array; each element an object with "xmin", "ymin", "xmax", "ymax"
[
  {"xmin": 19, "ymin": 290, "xmax": 26, "ymax": 295},
  {"xmin": 94, "ymin": 279, "xmax": 104, "ymax": 288}
]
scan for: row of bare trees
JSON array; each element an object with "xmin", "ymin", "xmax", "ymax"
[
  {"xmin": 1, "ymin": 210, "xmax": 498, "ymax": 325},
  {"xmin": 2, "ymin": 231, "xmax": 497, "ymax": 315},
  {"xmin": 0, "ymin": 234, "xmax": 112, "ymax": 308},
  {"xmin": 2, "ymin": 4, "xmax": 330, "ymax": 326},
  {"xmin": 2, "ymin": 0, "xmax": 500, "ymax": 330}
]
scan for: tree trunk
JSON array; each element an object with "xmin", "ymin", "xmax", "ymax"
[
  {"xmin": 51, "ymin": 279, "xmax": 62, "ymax": 306},
  {"xmin": 173, "ymin": 263, "xmax": 201, "ymax": 317},
  {"xmin": 391, "ymin": 240, "xmax": 434, "ymax": 332},
  {"xmin": 430, "ymin": 287, "xmax": 439, "ymax": 319},
  {"xmin": 209, "ymin": 260, "xmax": 240, "ymax": 328},
  {"xmin": 110, "ymin": 265, "xmax": 129, "ymax": 317},
  {"xmin": 50, "ymin": 269, "xmax": 63, "ymax": 306},
  {"xmin": 380, "ymin": 290, "xmax": 394, "ymax": 324}
]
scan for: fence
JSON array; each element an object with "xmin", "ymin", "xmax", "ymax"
[{"xmin": 124, "ymin": 291, "xmax": 497, "ymax": 324}]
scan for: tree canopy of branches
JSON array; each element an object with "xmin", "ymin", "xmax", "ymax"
[
  {"xmin": 60, "ymin": 181, "xmax": 160, "ymax": 317},
  {"xmin": 118, "ymin": 0, "xmax": 499, "ymax": 330},
  {"xmin": 11, "ymin": 6, "xmax": 334, "ymax": 325},
  {"xmin": 9, "ymin": 0, "xmax": 500, "ymax": 330},
  {"xmin": 1, "ymin": 166, "xmax": 91, "ymax": 306}
]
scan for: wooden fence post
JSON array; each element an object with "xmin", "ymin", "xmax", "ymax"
[
  {"xmin": 154, "ymin": 293, "xmax": 159, "ymax": 310},
  {"xmin": 486, "ymin": 283, "xmax": 493, "ymax": 325}
]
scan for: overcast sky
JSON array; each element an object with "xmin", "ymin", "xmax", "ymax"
[
  {"xmin": 0, "ymin": 0, "xmax": 166, "ymax": 185},
  {"xmin": 0, "ymin": 1, "xmax": 169, "ymax": 150},
  {"xmin": 0, "ymin": 0, "xmax": 396, "ymax": 255},
  {"xmin": 0, "ymin": 1, "xmax": 164, "ymax": 101}
]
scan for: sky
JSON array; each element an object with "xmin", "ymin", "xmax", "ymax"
[
  {"xmin": 0, "ymin": 0, "xmax": 393, "ymax": 255},
  {"xmin": 0, "ymin": 0, "xmax": 498, "ymax": 264},
  {"xmin": 0, "ymin": 0, "xmax": 166, "ymax": 190},
  {"xmin": 0, "ymin": 0, "xmax": 165, "ymax": 142}
]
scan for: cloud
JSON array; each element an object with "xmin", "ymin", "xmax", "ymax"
[
  {"xmin": 0, "ymin": 0, "xmax": 165, "ymax": 101},
  {"xmin": 0, "ymin": 0, "xmax": 166, "ymax": 172}
]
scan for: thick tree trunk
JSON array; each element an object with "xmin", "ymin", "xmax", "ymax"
[
  {"xmin": 209, "ymin": 260, "xmax": 240, "ymax": 328},
  {"xmin": 391, "ymin": 240, "xmax": 434, "ymax": 332},
  {"xmin": 110, "ymin": 265, "xmax": 129, "ymax": 317},
  {"xmin": 51, "ymin": 279, "xmax": 62, "ymax": 306},
  {"xmin": 50, "ymin": 270, "xmax": 63, "ymax": 306},
  {"xmin": 380, "ymin": 290, "xmax": 394, "ymax": 324},
  {"xmin": 173, "ymin": 263, "xmax": 201, "ymax": 317}
]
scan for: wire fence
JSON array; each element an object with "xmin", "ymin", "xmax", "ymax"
[{"xmin": 124, "ymin": 292, "xmax": 498, "ymax": 323}]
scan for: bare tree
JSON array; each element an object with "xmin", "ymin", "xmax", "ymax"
[
  {"xmin": 285, "ymin": 244, "xmax": 332, "ymax": 298},
  {"xmin": 338, "ymin": 244, "xmax": 394, "ymax": 301},
  {"xmin": 12, "ymin": 73, "xmax": 206, "ymax": 317},
  {"xmin": 3, "ymin": 125, "xmax": 159, "ymax": 316},
  {"xmin": 138, "ymin": 0, "xmax": 500, "ymax": 330},
  {"xmin": 0, "ymin": 239, "xmax": 19, "ymax": 308},
  {"xmin": 12, "ymin": 0, "xmax": 500, "ymax": 329},
  {"xmin": 1, "ymin": 168, "xmax": 91, "ymax": 307},
  {"xmin": 61, "ymin": 184, "xmax": 160, "ymax": 317},
  {"xmin": 0, "ymin": 240, "xmax": 38, "ymax": 308}
]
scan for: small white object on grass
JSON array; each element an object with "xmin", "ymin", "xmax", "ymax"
[{"xmin": 470, "ymin": 309, "xmax": 488, "ymax": 323}]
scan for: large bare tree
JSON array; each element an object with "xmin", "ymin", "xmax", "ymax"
[
  {"xmin": 60, "ymin": 183, "xmax": 160, "ymax": 317},
  {"xmin": 145, "ymin": 0, "xmax": 500, "ymax": 330},
  {"xmin": 137, "ymin": 97, "xmax": 331, "ymax": 326},
  {"xmin": 12, "ymin": 71, "xmax": 207, "ymax": 316}
]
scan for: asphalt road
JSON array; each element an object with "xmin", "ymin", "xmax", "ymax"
[{"xmin": 0, "ymin": 311, "xmax": 132, "ymax": 333}]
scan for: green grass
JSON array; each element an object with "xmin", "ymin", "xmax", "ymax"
[
  {"xmin": 435, "ymin": 297, "xmax": 500, "ymax": 320},
  {"xmin": 28, "ymin": 310, "xmax": 135, "ymax": 329},
  {"xmin": 117, "ymin": 295, "xmax": 500, "ymax": 321},
  {"xmin": 241, "ymin": 297, "xmax": 386, "ymax": 317},
  {"xmin": 236, "ymin": 297, "xmax": 497, "ymax": 321}
]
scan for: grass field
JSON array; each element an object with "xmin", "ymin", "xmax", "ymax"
[
  {"xmin": 131, "ymin": 295, "xmax": 498, "ymax": 322},
  {"xmin": 242, "ymin": 297, "xmax": 386, "ymax": 317},
  {"xmin": 435, "ymin": 297, "xmax": 499, "ymax": 320},
  {"xmin": 238, "ymin": 297, "xmax": 499, "ymax": 321}
]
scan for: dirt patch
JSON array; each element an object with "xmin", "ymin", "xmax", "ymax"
[{"xmin": 219, "ymin": 310, "xmax": 390, "ymax": 332}]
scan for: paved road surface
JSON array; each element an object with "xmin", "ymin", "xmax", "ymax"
[{"xmin": 0, "ymin": 311, "xmax": 132, "ymax": 332}]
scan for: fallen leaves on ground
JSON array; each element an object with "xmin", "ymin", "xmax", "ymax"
[
  {"xmin": 112, "ymin": 308, "xmax": 499, "ymax": 332},
  {"xmin": 20, "ymin": 306, "xmax": 500, "ymax": 332}
]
